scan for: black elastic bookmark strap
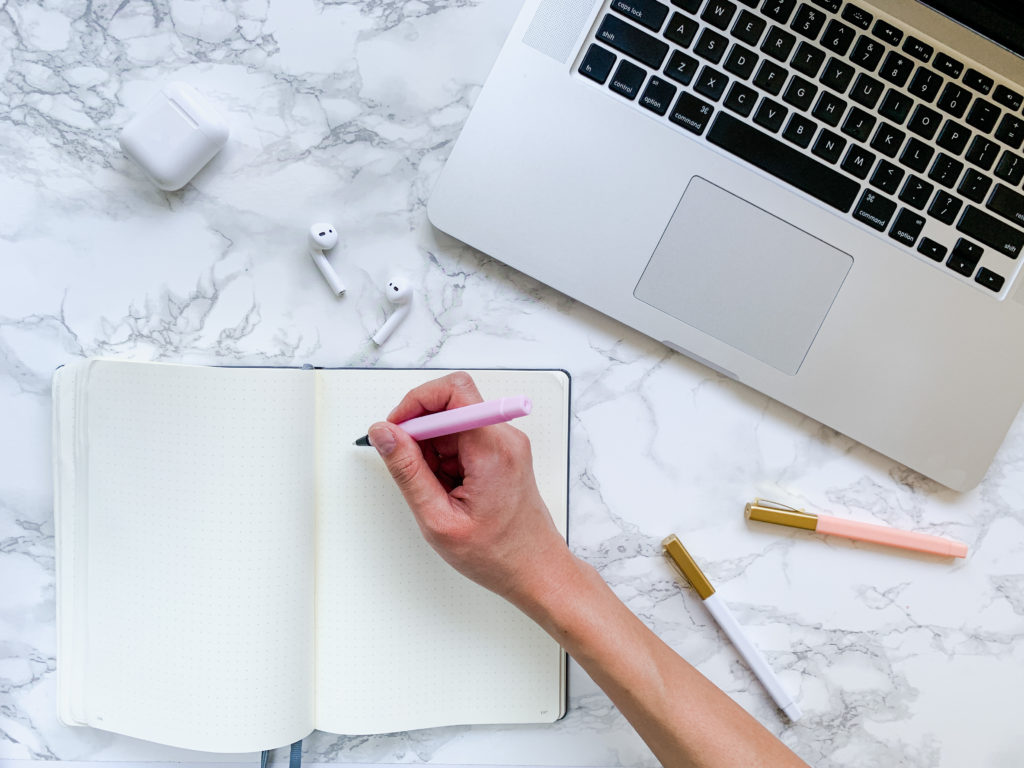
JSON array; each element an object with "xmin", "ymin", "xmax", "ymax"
[{"xmin": 259, "ymin": 739, "xmax": 301, "ymax": 767}]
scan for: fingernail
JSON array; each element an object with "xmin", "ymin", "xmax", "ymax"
[{"xmin": 368, "ymin": 424, "xmax": 396, "ymax": 456}]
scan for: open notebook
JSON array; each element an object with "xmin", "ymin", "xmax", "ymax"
[{"xmin": 52, "ymin": 360, "xmax": 570, "ymax": 752}]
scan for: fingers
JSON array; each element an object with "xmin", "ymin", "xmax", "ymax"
[
  {"xmin": 387, "ymin": 371, "xmax": 484, "ymax": 424},
  {"xmin": 367, "ymin": 422, "xmax": 450, "ymax": 518}
]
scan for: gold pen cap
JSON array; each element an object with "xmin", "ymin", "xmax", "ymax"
[
  {"xmin": 662, "ymin": 534, "xmax": 715, "ymax": 600},
  {"xmin": 745, "ymin": 498, "xmax": 818, "ymax": 531}
]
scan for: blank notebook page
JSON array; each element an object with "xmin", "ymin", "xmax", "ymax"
[
  {"xmin": 80, "ymin": 362, "xmax": 316, "ymax": 752},
  {"xmin": 314, "ymin": 369, "xmax": 568, "ymax": 734}
]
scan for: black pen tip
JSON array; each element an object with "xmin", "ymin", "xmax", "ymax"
[{"xmin": 354, "ymin": 435, "xmax": 371, "ymax": 446}]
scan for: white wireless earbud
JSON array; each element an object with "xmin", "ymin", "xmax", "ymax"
[
  {"xmin": 308, "ymin": 222, "xmax": 344, "ymax": 295},
  {"xmin": 372, "ymin": 275, "xmax": 413, "ymax": 345}
]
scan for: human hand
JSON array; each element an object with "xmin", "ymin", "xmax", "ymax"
[{"xmin": 367, "ymin": 372, "xmax": 575, "ymax": 607}]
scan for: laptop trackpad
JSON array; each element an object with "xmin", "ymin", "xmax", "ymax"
[{"xmin": 634, "ymin": 176, "xmax": 853, "ymax": 376}]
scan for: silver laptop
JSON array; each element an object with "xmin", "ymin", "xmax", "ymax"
[{"xmin": 428, "ymin": 0, "xmax": 1024, "ymax": 491}]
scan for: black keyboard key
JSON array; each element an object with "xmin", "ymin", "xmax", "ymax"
[
  {"xmin": 790, "ymin": 4, "xmax": 826, "ymax": 39},
  {"xmin": 965, "ymin": 99, "xmax": 1001, "ymax": 134},
  {"xmin": 695, "ymin": 27, "xmax": 729, "ymax": 63},
  {"xmin": 901, "ymin": 138, "xmax": 934, "ymax": 173},
  {"xmin": 695, "ymin": 66, "xmax": 730, "ymax": 100},
  {"xmin": 929, "ymin": 190, "xmax": 963, "ymax": 224},
  {"xmin": 609, "ymin": 59, "xmax": 647, "ymax": 99},
  {"xmin": 813, "ymin": 128, "xmax": 846, "ymax": 163},
  {"xmin": 702, "ymin": 0, "xmax": 738, "ymax": 30},
  {"xmin": 783, "ymin": 75, "xmax": 817, "ymax": 111},
  {"xmin": 870, "ymin": 159, "xmax": 904, "ymax": 195},
  {"xmin": 906, "ymin": 104, "xmax": 941, "ymax": 140},
  {"xmin": 936, "ymin": 83, "xmax": 971, "ymax": 119},
  {"xmin": 665, "ymin": 12, "xmax": 700, "ymax": 47},
  {"xmin": 879, "ymin": 89, "xmax": 912, "ymax": 125},
  {"xmin": 820, "ymin": 57, "xmax": 855, "ymax": 94},
  {"xmin": 849, "ymin": 35, "xmax": 884, "ymax": 72},
  {"xmin": 611, "ymin": 0, "xmax": 671, "ymax": 32},
  {"xmin": 872, "ymin": 18, "xmax": 902, "ymax": 47},
  {"xmin": 753, "ymin": 59, "xmax": 788, "ymax": 94},
  {"xmin": 598, "ymin": 16, "xmax": 670, "ymax": 69},
  {"xmin": 889, "ymin": 207, "xmax": 925, "ymax": 246},
  {"xmin": 733, "ymin": 10, "xmax": 767, "ymax": 46},
  {"xmin": 988, "ymin": 184, "xmax": 1024, "ymax": 228},
  {"xmin": 947, "ymin": 238, "xmax": 983, "ymax": 276},
  {"xmin": 918, "ymin": 237, "xmax": 947, "ymax": 261},
  {"xmin": 671, "ymin": 0, "xmax": 701, "ymax": 10},
  {"xmin": 850, "ymin": 73, "xmax": 884, "ymax": 109},
  {"xmin": 932, "ymin": 52, "xmax": 964, "ymax": 79},
  {"xmin": 783, "ymin": 113, "xmax": 816, "ymax": 147},
  {"xmin": 871, "ymin": 121, "xmax": 905, "ymax": 158},
  {"xmin": 879, "ymin": 51, "xmax": 913, "ymax": 88},
  {"xmin": 811, "ymin": 0, "xmax": 839, "ymax": 11},
  {"xmin": 842, "ymin": 106, "xmax": 875, "ymax": 142},
  {"xmin": 965, "ymin": 137, "xmax": 999, "ymax": 172},
  {"xmin": 761, "ymin": 25, "xmax": 796, "ymax": 61},
  {"xmin": 724, "ymin": 44, "xmax": 759, "ymax": 79},
  {"xmin": 995, "ymin": 114, "xmax": 1024, "ymax": 150},
  {"xmin": 958, "ymin": 169, "xmax": 992, "ymax": 204},
  {"xmin": 706, "ymin": 112, "xmax": 860, "ymax": 210},
  {"xmin": 958, "ymin": 205, "xmax": 1024, "ymax": 258},
  {"xmin": 853, "ymin": 189, "xmax": 896, "ymax": 230},
  {"xmin": 899, "ymin": 174, "xmax": 933, "ymax": 209},
  {"xmin": 841, "ymin": 4, "xmax": 872, "ymax": 30},
  {"xmin": 640, "ymin": 76, "xmax": 678, "ymax": 115},
  {"xmin": 736, "ymin": 0, "xmax": 758, "ymax": 7},
  {"xmin": 907, "ymin": 68, "xmax": 943, "ymax": 103},
  {"xmin": 579, "ymin": 44, "xmax": 617, "ymax": 84},
  {"xmin": 994, "ymin": 151, "xmax": 1024, "ymax": 186},
  {"xmin": 762, "ymin": 0, "xmax": 796, "ymax": 24},
  {"xmin": 724, "ymin": 81, "xmax": 758, "ymax": 115},
  {"xmin": 976, "ymin": 267, "xmax": 1005, "ymax": 292},
  {"xmin": 936, "ymin": 120, "xmax": 971, "ymax": 155},
  {"xmin": 841, "ymin": 144, "xmax": 875, "ymax": 179},
  {"xmin": 754, "ymin": 97, "xmax": 789, "ymax": 132},
  {"xmin": 821, "ymin": 20, "xmax": 856, "ymax": 56},
  {"xmin": 963, "ymin": 68, "xmax": 993, "ymax": 95},
  {"xmin": 902, "ymin": 35, "xmax": 932, "ymax": 63},
  {"xmin": 790, "ymin": 41, "xmax": 825, "ymax": 77},
  {"xmin": 664, "ymin": 49, "xmax": 700, "ymax": 84},
  {"xmin": 812, "ymin": 90, "xmax": 846, "ymax": 126},
  {"xmin": 669, "ymin": 91, "xmax": 715, "ymax": 133},
  {"xmin": 928, "ymin": 153, "xmax": 963, "ymax": 188},
  {"xmin": 993, "ymin": 84, "xmax": 1023, "ymax": 111}
]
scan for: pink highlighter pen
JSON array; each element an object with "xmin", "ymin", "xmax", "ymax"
[
  {"xmin": 746, "ymin": 499, "xmax": 968, "ymax": 558},
  {"xmin": 354, "ymin": 396, "xmax": 532, "ymax": 445}
]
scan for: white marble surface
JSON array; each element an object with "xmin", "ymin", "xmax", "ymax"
[{"xmin": 2, "ymin": 0, "xmax": 1023, "ymax": 766}]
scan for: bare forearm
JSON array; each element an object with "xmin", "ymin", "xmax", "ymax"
[{"xmin": 514, "ymin": 556, "xmax": 808, "ymax": 768}]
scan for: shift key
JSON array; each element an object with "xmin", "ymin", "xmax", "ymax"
[
  {"xmin": 597, "ymin": 14, "xmax": 670, "ymax": 69},
  {"xmin": 958, "ymin": 205, "xmax": 1024, "ymax": 258},
  {"xmin": 987, "ymin": 183, "xmax": 1024, "ymax": 228}
]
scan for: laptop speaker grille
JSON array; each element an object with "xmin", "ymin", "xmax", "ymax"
[{"xmin": 522, "ymin": 0, "xmax": 595, "ymax": 64}]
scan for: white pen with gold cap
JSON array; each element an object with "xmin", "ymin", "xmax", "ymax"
[{"xmin": 662, "ymin": 534, "xmax": 802, "ymax": 721}]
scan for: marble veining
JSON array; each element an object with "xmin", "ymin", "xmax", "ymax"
[{"xmin": 2, "ymin": 0, "xmax": 1023, "ymax": 766}]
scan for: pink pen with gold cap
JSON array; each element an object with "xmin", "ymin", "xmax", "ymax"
[{"xmin": 745, "ymin": 499, "xmax": 968, "ymax": 558}]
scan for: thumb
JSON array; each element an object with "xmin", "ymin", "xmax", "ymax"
[{"xmin": 367, "ymin": 422, "xmax": 446, "ymax": 515}]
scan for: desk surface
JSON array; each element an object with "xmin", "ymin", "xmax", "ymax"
[{"xmin": 2, "ymin": 1, "xmax": 1023, "ymax": 766}]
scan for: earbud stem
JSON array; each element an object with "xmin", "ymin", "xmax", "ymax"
[{"xmin": 310, "ymin": 250, "xmax": 345, "ymax": 295}]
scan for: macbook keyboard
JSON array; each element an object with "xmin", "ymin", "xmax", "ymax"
[{"xmin": 576, "ymin": 0, "xmax": 1024, "ymax": 296}]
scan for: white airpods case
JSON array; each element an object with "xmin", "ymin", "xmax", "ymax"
[{"xmin": 119, "ymin": 82, "xmax": 229, "ymax": 191}]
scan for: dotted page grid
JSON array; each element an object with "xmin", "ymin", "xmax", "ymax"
[
  {"xmin": 313, "ymin": 370, "xmax": 569, "ymax": 734},
  {"xmin": 81, "ymin": 361, "xmax": 316, "ymax": 752}
]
